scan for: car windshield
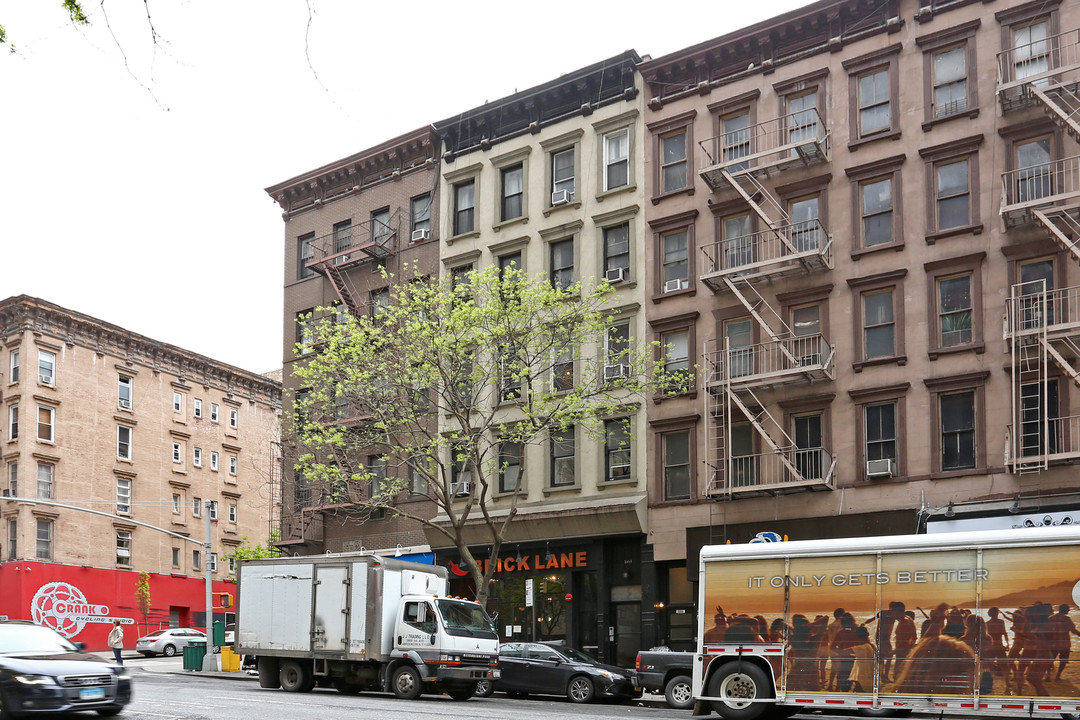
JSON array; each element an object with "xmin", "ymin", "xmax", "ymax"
[
  {"xmin": 558, "ymin": 646, "xmax": 598, "ymax": 664},
  {"xmin": 435, "ymin": 599, "xmax": 497, "ymax": 638},
  {"xmin": 0, "ymin": 624, "xmax": 78, "ymax": 655}
]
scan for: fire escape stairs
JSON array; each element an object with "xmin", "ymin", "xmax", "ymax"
[
  {"xmin": 1032, "ymin": 204, "xmax": 1080, "ymax": 265},
  {"xmin": 1029, "ymin": 82, "xmax": 1080, "ymax": 144},
  {"xmin": 727, "ymin": 386, "xmax": 805, "ymax": 485}
]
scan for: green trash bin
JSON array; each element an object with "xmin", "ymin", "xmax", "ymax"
[{"xmin": 183, "ymin": 640, "xmax": 207, "ymax": 671}]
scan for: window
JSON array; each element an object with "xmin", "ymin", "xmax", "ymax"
[
  {"xmin": 368, "ymin": 455, "xmax": 386, "ymax": 500},
  {"xmin": 662, "ymin": 329, "xmax": 691, "ymax": 393},
  {"xmin": 604, "ymin": 129, "xmax": 629, "ymax": 191},
  {"xmin": 1018, "ymin": 258, "xmax": 1056, "ymax": 328},
  {"xmin": 788, "ymin": 195, "xmax": 821, "ymax": 252},
  {"xmin": 864, "ymin": 291, "xmax": 895, "ymax": 359},
  {"xmin": 726, "ymin": 318, "xmax": 754, "ymax": 378},
  {"xmin": 722, "ymin": 213, "xmax": 752, "ymax": 270},
  {"xmin": 843, "ymin": 45, "xmax": 900, "ymax": 146},
  {"xmin": 210, "ymin": 451, "xmax": 219, "ymax": 471},
  {"xmin": 116, "ymin": 531, "xmax": 131, "ymax": 566},
  {"xmin": 550, "ymin": 427, "xmax": 576, "ymax": 487},
  {"xmin": 207, "ymin": 553, "xmax": 217, "ymax": 573},
  {"xmin": 603, "ymin": 223, "xmax": 631, "ymax": 279},
  {"xmin": 229, "ymin": 456, "xmax": 237, "ymax": 475},
  {"xmin": 409, "ymin": 456, "xmax": 429, "ymax": 496},
  {"xmin": 941, "ymin": 391, "xmax": 975, "ymax": 470},
  {"xmin": 8, "ymin": 349, "xmax": 18, "ymax": 383},
  {"xmin": 926, "ymin": 252, "xmax": 984, "ymax": 357},
  {"xmin": 173, "ymin": 392, "xmax": 183, "ymax": 414},
  {"xmin": 938, "ymin": 275, "xmax": 972, "ymax": 347},
  {"xmin": 298, "ymin": 232, "xmax": 315, "ymax": 279},
  {"xmin": 194, "ymin": 399, "xmax": 203, "ymax": 418},
  {"xmin": 371, "ymin": 208, "xmax": 391, "ymax": 248},
  {"xmin": 936, "ymin": 159, "xmax": 969, "ymax": 230},
  {"xmin": 730, "ymin": 423, "xmax": 756, "ymax": 488},
  {"xmin": 192, "ymin": 550, "xmax": 201, "ymax": 571},
  {"xmin": 117, "ymin": 425, "xmax": 132, "ymax": 460},
  {"xmin": 117, "ymin": 477, "xmax": 131, "ymax": 514},
  {"xmin": 171, "ymin": 547, "xmax": 180, "ymax": 567},
  {"xmin": 411, "ymin": 194, "xmax": 431, "ymax": 237},
  {"xmin": 921, "ymin": 136, "xmax": 982, "ymax": 237},
  {"xmin": 36, "ymin": 519, "xmax": 52, "ymax": 560},
  {"xmin": 858, "ymin": 70, "xmax": 890, "ymax": 136},
  {"xmin": 846, "ymin": 154, "xmax": 905, "ymax": 254},
  {"xmin": 932, "ymin": 46, "xmax": 967, "ymax": 118},
  {"xmin": 8, "ymin": 405, "xmax": 17, "ymax": 440},
  {"xmin": 229, "ymin": 408, "xmax": 238, "ymax": 429},
  {"xmin": 1015, "ymin": 136, "xmax": 1053, "ymax": 204},
  {"xmin": 661, "ymin": 230, "xmax": 688, "ymax": 292},
  {"xmin": 499, "ymin": 349, "xmax": 523, "ymax": 402},
  {"xmin": 210, "ymin": 403, "xmax": 219, "ymax": 422},
  {"xmin": 37, "ymin": 350, "xmax": 55, "ymax": 386},
  {"xmin": 498, "ymin": 441, "xmax": 521, "ymax": 494},
  {"xmin": 501, "ymin": 164, "xmax": 523, "ymax": 221},
  {"xmin": 721, "ymin": 112, "xmax": 751, "ymax": 170},
  {"xmin": 172, "ymin": 442, "xmax": 182, "ymax": 463},
  {"xmin": 663, "ymin": 430, "xmax": 691, "ymax": 500},
  {"xmin": 550, "ymin": 239, "xmax": 574, "ymax": 290},
  {"xmin": 861, "ymin": 178, "xmax": 893, "ymax": 247},
  {"xmin": 450, "ymin": 444, "xmax": 472, "ymax": 496},
  {"xmin": 865, "ymin": 402, "xmax": 898, "ymax": 469},
  {"xmin": 37, "ymin": 406, "xmax": 54, "ymax": 442},
  {"xmin": 849, "ymin": 270, "xmax": 906, "ymax": 369},
  {"xmin": 606, "ymin": 321, "xmax": 631, "ymax": 379},
  {"xmin": 793, "ymin": 413, "xmax": 824, "ymax": 481},
  {"xmin": 193, "ymin": 447, "xmax": 203, "ymax": 467},
  {"xmin": 172, "ymin": 494, "xmax": 180, "ymax": 514},
  {"xmin": 295, "ymin": 309, "xmax": 315, "ymax": 353},
  {"xmin": 1012, "ymin": 19, "xmax": 1050, "ymax": 82},
  {"xmin": 333, "ymin": 219, "xmax": 352, "ymax": 261},
  {"xmin": 453, "ymin": 179, "xmax": 475, "ymax": 235},
  {"xmin": 7, "ymin": 519, "xmax": 15, "ymax": 561},
  {"xmin": 552, "ymin": 147, "xmax": 575, "ymax": 199},
  {"xmin": 228, "ymin": 503, "xmax": 237, "ymax": 523},
  {"xmin": 7, "ymin": 462, "xmax": 16, "ymax": 498},
  {"xmin": 787, "ymin": 91, "xmax": 820, "ymax": 145},
  {"xmin": 37, "ymin": 463, "xmax": 53, "ymax": 499},
  {"xmin": 193, "ymin": 498, "xmax": 202, "ymax": 518},
  {"xmin": 605, "ymin": 419, "xmax": 631, "ymax": 482},
  {"xmin": 118, "ymin": 375, "xmax": 132, "ymax": 410},
  {"xmin": 548, "ymin": 345, "xmax": 573, "ymax": 392},
  {"xmin": 209, "ymin": 501, "xmax": 218, "ymax": 521}
]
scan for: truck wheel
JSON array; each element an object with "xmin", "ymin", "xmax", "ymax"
[
  {"xmin": 446, "ymin": 688, "xmax": 474, "ymax": 701},
  {"xmin": 567, "ymin": 675, "xmax": 594, "ymax": 703},
  {"xmin": 279, "ymin": 660, "xmax": 314, "ymax": 693},
  {"xmin": 257, "ymin": 657, "xmax": 280, "ymax": 689},
  {"xmin": 665, "ymin": 674, "xmax": 694, "ymax": 710},
  {"xmin": 474, "ymin": 679, "xmax": 494, "ymax": 697},
  {"xmin": 707, "ymin": 662, "xmax": 772, "ymax": 720},
  {"xmin": 391, "ymin": 665, "xmax": 422, "ymax": 700}
]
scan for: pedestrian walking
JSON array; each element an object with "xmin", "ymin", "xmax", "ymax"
[{"xmin": 108, "ymin": 620, "xmax": 124, "ymax": 665}]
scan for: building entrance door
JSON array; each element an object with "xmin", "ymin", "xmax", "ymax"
[{"xmin": 612, "ymin": 602, "xmax": 640, "ymax": 668}]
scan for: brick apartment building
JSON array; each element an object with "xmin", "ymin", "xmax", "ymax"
[{"xmin": 0, "ymin": 295, "xmax": 281, "ymax": 648}]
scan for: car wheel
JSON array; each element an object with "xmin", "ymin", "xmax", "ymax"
[
  {"xmin": 707, "ymin": 661, "xmax": 773, "ymax": 720},
  {"xmin": 447, "ymin": 688, "xmax": 474, "ymax": 701},
  {"xmin": 665, "ymin": 674, "xmax": 694, "ymax": 710},
  {"xmin": 279, "ymin": 660, "xmax": 314, "ymax": 693},
  {"xmin": 567, "ymin": 675, "xmax": 595, "ymax": 703},
  {"xmin": 391, "ymin": 665, "xmax": 422, "ymax": 700},
  {"xmin": 162, "ymin": 644, "xmax": 177, "ymax": 657},
  {"xmin": 474, "ymin": 679, "xmax": 494, "ymax": 697}
]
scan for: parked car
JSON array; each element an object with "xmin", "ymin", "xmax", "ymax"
[
  {"xmin": 486, "ymin": 642, "xmax": 637, "ymax": 703},
  {"xmin": 0, "ymin": 620, "xmax": 131, "ymax": 717},
  {"xmin": 135, "ymin": 627, "xmax": 206, "ymax": 657},
  {"xmin": 634, "ymin": 649, "xmax": 694, "ymax": 709}
]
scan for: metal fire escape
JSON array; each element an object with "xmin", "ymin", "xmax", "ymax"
[
  {"xmin": 697, "ymin": 108, "xmax": 837, "ymax": 497},
  {"xmin": 999, "ymin": 27, "xmax": 1080, "ymax": 473},
  {"xmin": 306, "ymin": 209, "xmax": 401, "ymax": 316}
]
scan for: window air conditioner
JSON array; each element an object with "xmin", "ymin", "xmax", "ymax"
[
  {"xmin": 39, "ymin": 374, "xmax": 53, "ymax": 384},
  {"xmin": 452, "ymin": 481, "xmax": 472, "ymax": 496},
  {"xmin": 605, "ymin": 267, "xmax": 627, "ymax": 284},
  {"xmin": 118, "ymin": 399, "xmax": 132, "ymax": 410},
  {"xmin": 551, "ymin": 189, "xmax": 572, "ymax": 206},
  {"xmin": 411, "ymin": 229, "xmax": 430, "ymax": 242},
  {"xmin": 866, "ymin": 458, "xmax": 895, "ymax": 478},
  {"xmin": 604, "ymin": 364, "xmax": 629, "ymax": 381},
  {"xmin": 663, "ymin": 278, "xmax": 687, "ymax": 293}
]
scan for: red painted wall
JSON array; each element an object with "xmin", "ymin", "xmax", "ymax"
[{"xmin": 0, "ymin": 562, "xmax": 234, "ymax": 651}]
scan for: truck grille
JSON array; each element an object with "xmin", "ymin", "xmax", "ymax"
[{"xmin": 461, "ymin": 654, "xmax": 492, "ymax": 665}]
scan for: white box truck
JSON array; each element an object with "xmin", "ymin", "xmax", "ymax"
[
  {"xmin": 236, "ymin": 553, "xmax": 499, "ymax": 701},
  {"xmin": 694, "ymin": 525, "xmax": 1080, "ymax": 719}
]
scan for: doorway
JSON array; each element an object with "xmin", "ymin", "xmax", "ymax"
[{"xmin": 612, "ymin": 602, "xmax": 640, "ymax": 668}]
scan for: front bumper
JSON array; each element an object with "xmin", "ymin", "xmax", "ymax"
[
  {"xmin": 3, "ymin": 675, "xmax": 131, "ymax": 714},
  {"xmin": 598, "ymin": 676, "xmax": 639, "ymax": 700},
  {"xmin": 435, "ymin": 666, "xmax": 499, "ymax": 682}
]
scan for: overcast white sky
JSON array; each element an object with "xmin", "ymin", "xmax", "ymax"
[{"xmin": 2, "ymin": 1, "xmax": 811, "ymax": 375}]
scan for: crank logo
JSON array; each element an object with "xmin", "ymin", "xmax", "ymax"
[{"xmin": 30, "ymin": 582, "xmax": 111, "ymax": 638}]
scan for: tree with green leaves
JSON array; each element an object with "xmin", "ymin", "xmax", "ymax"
[
  {"xmin": 223, "ymin": 536, "xmax": 281, "ymax": 569},
  {"xmin": 135, "ymin": 571, "xmax": 151, "ymax": 637},
  {"xmin": 1, "ymin": 1, "xmax": 86, "ymax": 49},
  {"xmin": 291, "ymin": 264, "xmax": 657, "ymax": 606}
]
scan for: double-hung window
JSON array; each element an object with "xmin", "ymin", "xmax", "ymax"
[
  {"xmin": 118, "ymin": 376, "xmax": 133, "ymax": 410},
  {"xmin": 605, "ymin": 420, "xmax": 631, "ymax": 482},
  {"xmin": 8, "ymin": 349, "xmax": 18, "ymax": 383},
  {"xmin": 172, "ymin": 443, "xmax": 182, "ymax": 463},
  {"xmin": 861, "ymin": 178, "xmax": 893, "ymax": 247},
  {"xmin": 501, "ymin": 164, "xmax": 523, "ymax": 221},
  {"xmin": 661, "ymin": 130, "xmax": 688, "ymax": 193},
  {"xmin": 117, "ymin": 477, "xmax": 131, "ymax": 514},
  {"xmin": 605, "ymin": 322, "xmax": 631, "ymax": 379},
  {"xmin": 864, "ymin": 291, "xmax": 895, "ymax": 359},
  {"xmin": 332, "ymin": 219, "xmax": 352, "ymax": 262},
  {"xmin": 941, "ymin": 391, "xmax": 976, "ymax": 470},
  {"xmin": 194, "ymin": 399, "xmax": 203, "ymax": 418},
  {"xmin": 38, "ymin": 350, "xmax": 55, "ymax": 386},
  {"xmin": 553, "ymin": 346, "xmax": 575, "ymax": 392},
  {"xmin": 663, "ymin": 430, "xmax": 691, "ymax": 500},
  {"xmin": 498, "ymin": 442, "xmax": 521, "ymax": 494},
  {"xmin": 37, "ymin": 406, "xmax": 54, "ymax": 442},
  {"xmin": 722, "ymin": 113, "xmax": 751, "ymax": 170},
  {"xmin": 552, "ymin": 148, "xmax": 575, "ymax": 200},
  {"xmin": 936, "ymin": 159, "xmax": 970, "ymax": 230},
  {"xmin": 865, "ymin": 402, "xmax": 898, "ymax": 469},
  {"xmin": 662, "ymin": 329, "xmax": 691, "ymax": 394},
  {"xmin": 604, "ymin": 129, "xmax": 629, "ymax": 190},
  {"xmin": 193, "ymin": 498, "xmax": 202, "ymax": 518},
  {"xmin": 36, "ymin": 519, "xmax": 52, "ymax": 560},
  {"xmin": 661, "ymin": 230, "xmax": 689, "ymax": 292},
  {"xmin": 550, "ymin": 239, "xmax": 574, "ymax": 290},
  {"xmin": 8, "ymin": 405, "xmax": 17, "ymax": 440},
  {"xmin": 37, "ymin": 463, "xmax": 53, "ymax": 499},
  {"xmin": 932, "ymin": 46, "xmax": 967, "ymax": 118},
  {"xmin": 229, "ymin": 408, "xmax": 238, "ymax": 429},
  {"xmin": 371, "ymin": 208, "xmax": 391, "ymax": 249},
  {"xmin": 117, "ymin": 425, "xmax": 132, "ymax": 460},
  {"xmin": 116, "ymin": 531, "xmax": 132, "ymax": 566},
  {"xmin": 298, "ymin": 232, "xmax": 315, "ymax": 279},
  {"xmin": 411, "ymin": 194, "xmax": 431, "ymax": 239},
  {"xmin": 858, "ymin": 69, "xmax": 890, "ymax": 136},
  {"xmin": 453, "ymin": 180, "xmax": 475, "ymax": 235},
  {"xmin": 193, "ymin": 447, "xmax": 203, "ymax": 467},
  {"xmin": 938, "ymin": 275, "xmax": 973, "ymax": 347},
  {"xmin": 603, "ymin": 223, "xmax": 631, "ymax": 280},
  {"xmin": 210, "ymin": 451, "xmax": 219, "ymax": 471},
  {"xmin": 550, "ymin": 427, "xmax": 576, "ymax": 487}
]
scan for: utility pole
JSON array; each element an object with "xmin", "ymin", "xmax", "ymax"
[{"xmin": 202, "ymin": 499, "xmax": 218, "ymax": 671}]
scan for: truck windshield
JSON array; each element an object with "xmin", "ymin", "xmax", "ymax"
[{"xmin": 435, "ymin": 599, "xmax": 498, "ymax": 639}]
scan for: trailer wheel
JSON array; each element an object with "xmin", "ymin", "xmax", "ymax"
[
  {"xmin": 391, "ymin": 665, "xmax": 422, "ymax": 700},
  {"xmin": 707, "ymin": 661, "xmax": 772, "ymax": 720},
  {"xmin": 257, "ymin": 657, "xmax": 280, "ymax": 689},
  {"xmin": 279, "ymin": 660, "xmax": 314, "ymax": 693},
  {"xmin": 665, "ymin": 674, "xmax": 694, "ymax": 710}
]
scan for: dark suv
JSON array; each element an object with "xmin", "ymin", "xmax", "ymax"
[{"xmin": 0, "ymin": 621, "xmax": 132, "ymax": 716}]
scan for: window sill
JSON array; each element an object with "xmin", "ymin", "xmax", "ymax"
[
  {"xmin": 850, "ymin": 241, "xmax": 905, "ymax": 260},
  {"xmin": 928, "ymin": 342, "xmax": 984, "ymax": 360},
  {"xmin": 652, "ymin": 389, "xmax": 698, "ymax": 404},
  {"xmin": 492, "ymin": 216, "xmax": 528, "ymax": 233},
  {"xmin": 542, "ymin": 200, "xmax": 582, "ymax": 218},
  {"xmin": 596, "ymin": 184, "xmax": 637, "ymax": 202},
  {"xmin": 847, "ymin": 129, "xmax": 902, "ymax": 152},
  {"xmin": 446, "ymin": 229, "xmax": 482, "ymax": 246},
  {"xmin": 650, "ymin": 285, "xmax": 695, "ymax": 304},
  {"xmin": 542, "ymin": 484, "xmax": 581, "ymax": 496},
  {"xmin": 599, "ymin": 477, "xmax": 637, "ymax": 488},
  {"xmin": 921, "ymin": 107, "xmax": 979, "ymax": 132},
  {"xmin": 650, "ymin": 185, "xmax": 694, "ymax": 206},
  {"xmin": 172, "ymin": 468, "xmax": 187, "ymax": 475},
  {"xmin": 925, "ymin": 223, "xmax": 983, "ymax": 244},
  {"xmin": 852, "ymin": 354, "xmax": 908, "ymax": 373},
  {"xmin": 929, "ymin": 466, "xmax": 987, "ymax": 481},
  {"xmin": 116, "ymin": 457, "xmax": 134, "ymax": 464}
]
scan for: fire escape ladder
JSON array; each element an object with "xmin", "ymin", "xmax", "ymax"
[
  {"xmin": 1032, "ymin": 205, "xmax": 1080, "ymax": 265},
  {"xmin": 718, "ymin": 169, "xmax": 798, "ymax": 255},
  {"xmin": 322, "ymin": 262, "xmax": 363, "ymax": 317},
  {"xmin": 721, "ymin": 276, "xmax": 798, "ymax": 367},
  {"xmin": 726, "ymin": 386, "xmax": 804, "ymax": 482},
  {"xmin": 1010, "ymin": 281, "xmax": 1050, "ymax": 474},
  {"xmin": 1028, "ymin": 82, "xmax": 1080, "ymax": 144}
]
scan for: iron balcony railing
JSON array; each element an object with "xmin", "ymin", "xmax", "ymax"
[
  {"xmin": 997, "ymin": 27, "xmax": 1080, "ymax": 94},
  {"xmin": 1000, "ymin": 154, "xmax": 1080, "ymax": 225},
  {"xmin": 714, "ymin": 447, "xmax": 836, "ymax": 494},
  {"xmin": 1005, "ymin": 282, "xmax": 1080, "ymax": 335},
  {"xmin": 307, "ymin": 210, "xmax": 400, "ymax": 269},
  {"xmin": 1006, "ymin": 415, "xmax": 1080, "ymax": 466},
  {"xmin": 699, "ymin": 109, "xmax": 828, "ymax": 189},
  {"xmin": 705, "ymin": 334, "xmax": 835, "ymax": 386},
  {"xmin": 700, "ymin": 219, "xmax": 832, "ymax": 281}
]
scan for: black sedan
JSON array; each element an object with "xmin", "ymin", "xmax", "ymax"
[
  {"xmin": 479, "ymin": 642, "xmax": 637, "ymax": 703},
  {"xmin": 0, "ymin": 621, "xmax": 131, "ymax": 717}
]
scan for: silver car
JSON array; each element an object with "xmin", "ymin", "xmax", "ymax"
[{"xmin": 135, "ymin": 627, "xmax": 206, "ymax": 657}]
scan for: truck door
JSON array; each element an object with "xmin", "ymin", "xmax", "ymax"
[
  {"xmin": 396, "ymin": 600, "xmax": 437, "ymax": 650},
  {"xmin": 313, "ymin": 564, "xmax": 349, "ymax": 652}
]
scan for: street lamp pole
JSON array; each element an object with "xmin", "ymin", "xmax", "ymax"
[{"xmin": 202, "ymin": 499, "xmax": 218, "ymax": 671}]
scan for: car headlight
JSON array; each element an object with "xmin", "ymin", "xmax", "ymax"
[
  {"xmin": 14, "ymin": 674, "xmax": 57, "ymax": 685},
  {"xmin": 596, "ymin": 669, "xmax": 613, "ymax": 679}
]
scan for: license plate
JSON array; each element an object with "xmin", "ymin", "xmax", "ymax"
[
  {"xmin": 491, "ymin": 669, "xmax": 501, "ymax": 679},
  {"xmin": 79, "ymin": 687, "xmax": 106, "ymax": 701}
]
